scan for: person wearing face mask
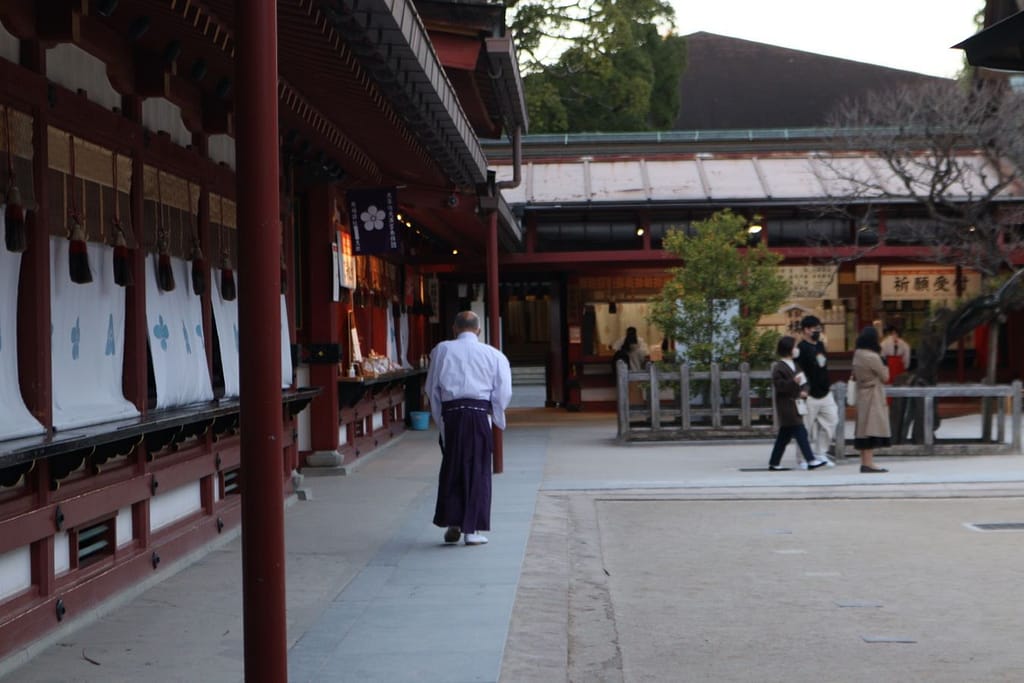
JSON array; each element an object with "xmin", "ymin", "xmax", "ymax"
[
  {"xmin": 794, "ymin": 315, "xmax": 838, "ymax": 468},
  {"xmin": 768, "ymin": 336, "xmax": 829, "ymax": 471}
]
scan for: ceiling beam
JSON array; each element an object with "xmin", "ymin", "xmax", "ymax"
[{"xmin": 35, "ymin": 0, "xmax": 85, "ymax": 43}]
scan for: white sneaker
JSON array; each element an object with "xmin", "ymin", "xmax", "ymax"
[
  {"xmin": 806, "ymin": 457, "xmax": 829, "ymax": 470},
  {"xmin": 464, "ymin": 533, "xmax": 488, "ymax": 545},
  {"xmin": 819, "ymin": 454, "xmax": 836, "ymax": 468},
  {"xmin": 798, "ymin": 460, "xmax": 809, "ymax": 470}
]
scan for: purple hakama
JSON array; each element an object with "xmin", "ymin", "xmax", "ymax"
[{"xmin": 433, "ymin": 398, "xmax": 493, "ymax": 534}]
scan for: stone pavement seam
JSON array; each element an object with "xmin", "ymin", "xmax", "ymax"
[
  {"xmin": 499, "ymin": 493, "xmax": 571, "ymax": 683},
  {"xmin": 567, "ymin": 495, "xmax": 624, "ymax": 683}
]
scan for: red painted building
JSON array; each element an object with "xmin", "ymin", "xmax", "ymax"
[
  {"xmin": 482, "ymin": 131, "xmax": 1024, "ymax": 411},
  {"xmin": 0, "ymin": 0, "xmax": 525, "ymax": 669}
]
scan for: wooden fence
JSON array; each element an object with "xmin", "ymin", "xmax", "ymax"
[
  {"xmin": 615, "ymin": 361, "xmax": 776, "ymax": 442},
  {"xmin": 833, "ymin": 381, "xmax": 1022, "ymax": 457}
]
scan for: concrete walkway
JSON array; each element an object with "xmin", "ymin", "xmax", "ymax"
[{"xmin": 3, "ymin": 411, "xmax": 1024, "ymax": 682}]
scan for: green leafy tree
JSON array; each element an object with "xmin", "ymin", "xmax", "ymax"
[
  {"xmin": 510, "ymin": 0, "xmax": 685, "ymax": 132},
  {"xmin": 649, "ymin": 210, "xmax": 790, "ymax": 369}
]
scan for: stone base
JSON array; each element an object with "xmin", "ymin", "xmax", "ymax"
[{"xmin": 305, "ymin": 450, "xmax": 344, "ymax": 468}]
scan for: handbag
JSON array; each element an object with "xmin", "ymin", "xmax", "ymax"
[
  {"xmin": 795, "ymin": 398, "xmax": 808, "ymax": 416},
  {"xmin": 846, "ymin": 377, "xmax": 857, "ymax": 406}
]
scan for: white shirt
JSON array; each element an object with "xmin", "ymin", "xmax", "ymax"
[
  {"xmin": 611, "ymin": 336, "xmax": 650, "ymax": 371},
  {"xmin": 425, "ymin": 331, "xmax": 513, "ymax": 431},
  {"xmin": 881, "ymin": 336, "xmax": 911, "ymax": 367}
]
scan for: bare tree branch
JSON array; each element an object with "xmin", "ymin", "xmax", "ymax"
[{"xmin": 814, "ymin": 80, "xmax": 1024, "ymax": 278}]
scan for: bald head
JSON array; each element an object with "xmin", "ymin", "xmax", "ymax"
[{"xmin": 453, "ymin": 310, "xmax": 480, "ymax": 334}]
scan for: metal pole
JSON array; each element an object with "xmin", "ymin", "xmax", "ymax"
[
  {"xmin": 487, "ymin": 209, "xmax": 503, "ymax": 473},
  {"xmin": 235, "ymin": 2, "xmax": 287, "ymax": 681}
]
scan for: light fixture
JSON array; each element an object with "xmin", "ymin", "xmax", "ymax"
[
  {"xmin": 396, "ymin": 213, "xmax": 403, "ymax": 221},
  {"xmin": 451, "ymin": 248, "xmax": 459, "ymax": 255},
  {"xmin": 747, "ymin": 224, "xmax": 763, "ymax": 234},
  {"xmin": 635, "ymin": 226, "xmax": 645, "ymax": 237}
]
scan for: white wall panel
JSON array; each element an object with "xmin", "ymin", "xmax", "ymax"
[
  {"xmin": 149, "ymin": 482, "xmax": 202, "ymax": 532},
  {"xmin": 0, "ymin": 546, "xmax": 31, "ymax": 601}
]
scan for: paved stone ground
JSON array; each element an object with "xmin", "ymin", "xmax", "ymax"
[
  {"xmin": 502, "ymin": 490, "xmax": 1024, "ymax": 683},
  {"xmin": 5, "ymin": 410, "xmax": 1024, "ymax": 682}
]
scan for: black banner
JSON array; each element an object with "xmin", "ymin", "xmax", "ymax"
[{"xmin": 347, "ymin": 187, "xmax": 400, "ymax": 254}]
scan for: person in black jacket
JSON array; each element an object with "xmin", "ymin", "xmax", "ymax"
[
  {"xmin": 794, "ymin": 315, "xmax": 838, "ymax": 467},
  {"xmin": 769, "ymin": 336, "xmax": 829, "ymax": 471}
]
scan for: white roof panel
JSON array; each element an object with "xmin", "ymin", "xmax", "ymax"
[
  {"xmin": 491, "ymin": 152, "xmax": 1023, "ymax": 206},
  {"xmin": 701, "ymin": 158, "xmax": 765, "ymax": 199},
  {"xmin": 756, "ymin": 157, "xmax": 823, "ymax": 199},
  {"xmin": 526, "ymin": 162, "xmax": 588, "ymax": 203},
  {"xmin": 588, "ymin": 160, "xmax": 647, "ymax": 201},
  {"xmin": 645, "ymin": 159, "xmax": 706, "ymax": 200}
]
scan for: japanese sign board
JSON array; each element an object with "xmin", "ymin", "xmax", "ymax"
[
  {"xmin": 336, "ymin": 230, "xmax": 356, "ymax": 290},
  {"xmin": 778, "ymin": 265, "xmax": 839, "ymax": 299},
  {"xmin": 880, "ymin": 266, "xmax": 981, "ymax": 302}
]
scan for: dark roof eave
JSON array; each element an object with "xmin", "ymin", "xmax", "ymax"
[
  {"xmin": 484, "ymin": 36, "xmax": 528, "ymax": 134},
  {"xmin": 954, "ymin": 9, "xmax": 1024, "ymax": 72},
  {"xmin": 328, "ymin": 0, "xmax": 489, "ymax": 187}
]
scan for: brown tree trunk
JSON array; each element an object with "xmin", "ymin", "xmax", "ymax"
[{"xmin": 982, "ymin": 317, "xmax": 1001, "ymax": 441}]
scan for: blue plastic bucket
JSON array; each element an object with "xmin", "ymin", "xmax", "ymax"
[{"xmin": 409, "ymin": 411, "xmax": 430, "ymax": 430}]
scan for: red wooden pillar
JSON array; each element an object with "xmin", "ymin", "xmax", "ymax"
[
  {"xmin": 17, "ymin": 39, "xmax": 51, "ymax": 434},
  {"xmin": 20, "ymin": 38, "xmax": 55, "ymax": 599},
  {"xmin": 234, "ymin": 2, "xmax": 287, "ymax": 681},
  {"xmin": 122, "ymin": 95, "xmax": 148, "ymax": 413},
  {"xmin": 306, "ymin": 184, "xmax": 340, "ymax": 455},
  {"xmin": 487, "ymin": 210, "xmax": 503, "ymax": 473},
  {"xmin": 122, "ymin": 94, "xmax": 151, "ymax": 548}
]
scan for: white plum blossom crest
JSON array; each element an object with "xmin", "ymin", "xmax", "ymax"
[{"xmin": 359, "ymin": 205, "xmax": 386, "ymax": 232}]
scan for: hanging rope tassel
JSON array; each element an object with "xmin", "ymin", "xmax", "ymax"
[
  {"xmin": 157, "ymin": 239, "xmax": 175, "ymax": 291},
  {"xmin": 219, "ymin": 249, "xmax": 236, "ymax": 301},
  {"xmin": 190, "ymin": 236, "xmax": 206, "ymax": 295},
  {"xmin": 4, "ymin": 187, "xmax": 25, "ymax": 253},
  {"xmin": 67, "ymin": 135, "xmax": 92, "ymax": 284},
  {"xmin": 280, "ymin": 252, "xmax": 287, "ymax": 295},
  {"xmin": 3, "ymin": 107, "xmax": 26, "ymax": 253},
  {"xmin": 187, "ymin": 183, "xmax": 205, "ymax": 295},
  {"xmin": 218, "ymin": 196, "xmax": 235, "ymax": 300},
  {"xmin": 155, "ymin": 170, "xmax": 175, "ymax": 291},
  {"xmin": 110, "ymin": 152, "xmax": 133, "ymax": 286},
  {"xmin": 68, "ymin": 212, "xmax": 92, "ymax": 284},
  {"xmin": 112, "ymin": 221, "xmax": 132, "ymax": 287}
]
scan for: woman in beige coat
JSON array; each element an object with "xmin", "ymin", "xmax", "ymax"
[{"xmin": 852, "ymin": 326, "xmax": 890, "ymax": 473}]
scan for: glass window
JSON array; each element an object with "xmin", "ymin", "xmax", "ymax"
[{"xmin": 767, "ymin": 218, "xmax": 848, "ymax": 246}]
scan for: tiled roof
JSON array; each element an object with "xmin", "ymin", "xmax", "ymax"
[{"xmin": 675, "ymin": 32, "xmax": 948, "ymax": 130}]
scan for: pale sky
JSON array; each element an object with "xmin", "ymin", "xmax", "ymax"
[{"xmin": 671, "ymin": 0, "xmax": 983, "ymax": 78}]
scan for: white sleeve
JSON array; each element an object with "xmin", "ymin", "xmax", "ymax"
[{"xmin": 425, "ymin": 345, "xmax": 444, "ymax": 431}]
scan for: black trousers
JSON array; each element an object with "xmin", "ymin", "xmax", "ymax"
[{"xmin": 769, "ymin": 424, "xmax": 816, "ymax": 467}]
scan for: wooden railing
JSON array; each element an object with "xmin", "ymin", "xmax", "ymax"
[
  {"xmin": 616, "ymin": 361, "xmax": 776, "ymax": 442},
  {"xmin": 616, "ymin": 361, "xmax": 1023, "ymax": 456},
  {"xmin": 832, "ymin": 381, "xmax": 1022, "ymax": 457}
]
